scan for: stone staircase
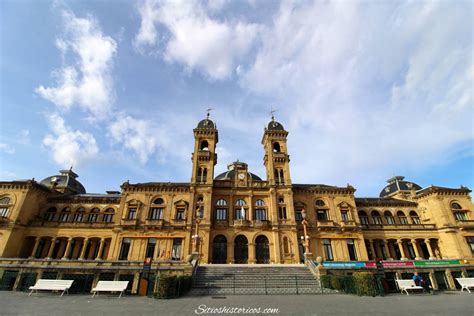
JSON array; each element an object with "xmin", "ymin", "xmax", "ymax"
[{"xmin": 190, "ymin": 264, "xmax": 321, "ymax": 295}]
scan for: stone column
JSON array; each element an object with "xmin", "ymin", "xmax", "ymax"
[
  {"xmin": 29, "ymin": 237, "xmax": 41, "ymax": 259},
  {"xmin": 382, "ymin": 241, "xmax": 392, "ymax": 260},
  {"xmin": 411, "ymin": 239, "xmax": 422, "ymax": 260},
  {"xmin": 424, "ymin": 239, "xmax": 436, "ymax": 260},
  {"xmin": 62, "ymin": 238, "xmax": 73, "ymax": 260},
  {"xmin": 397, "ymin": 239, "xmax": 408, "ymax": 260},
  {"xmin": 95, "ymin": 239, "xmax": 105, "ymax": 260},
  {"xmin": 248, "ymin": 243, "xmax": 256, "ymax": 264},
  {"xmin": 46, "ymin": 237, "xmax": 57, "ymax": 259},
  {"xmin": 79, "ymin": 238, "xmax": 89, "ymax": 260},
  {"xmin": 227, "ymin": 242, "xmax": 234, "ymax": 263},
  {"xmin": 444, "ymin": 269, "xmax": 456, "ymax": 290},
  {"xmin": 368, "ymin": 240, "xmax": 376, "ymax": 260}
]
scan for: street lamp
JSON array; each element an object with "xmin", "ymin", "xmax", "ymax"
[
  {"xmin": 192, "ymin": 207, "xmax": 203, "ymax": 254},
  {"xmin": 301, "ymin": 209, "xmax": 311, "ymax": 259}
]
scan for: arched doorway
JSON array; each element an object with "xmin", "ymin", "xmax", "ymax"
[
  {"xmin": 234, "ymin": 235, "xmax": 248, "ymax": 264},
  {"xmin": 212, "ymin": 235, "xmax": 227, "ymax": 263},
  {"xmin": 255, "ymin": 235, "xmax": 270, "ymax": 264}
]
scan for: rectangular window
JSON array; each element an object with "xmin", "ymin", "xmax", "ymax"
[
  {"xmin": 323, "ymin": 239, "xmax": 333, "ymax": 261},
  {"xmin": 255, "ymin": 209, "xmax": 267, "ymax": 221},
  {"xmin": 235, "ymin": 208, "xmax": 245, "ymax": 220},
  {"xmin": 411, "ymin": 216, "xmax": 421, "ymax": 224},
  {"xmin": 317, "ymin": 210, "xmax": 328, "ymax": 221},
  {"xmin": 295, "ymin": 210, "xmax": 303, "ymax": 221},
  {"xmin": 88, "ymin": 213, "xmax": 98, "ymax": 223},
  {"xmin": 176, "ymin": 208, "xmax": 185, "ymax": 220},
  {"xmin": 149, "ymin": 207, "xmax": 164, "ymax": 220},
  {"xmin": 103, "ymin": 213, "xmax": 113, "ymax": 223},
  {"xmin": 146, "ymin": 238, "xmax": 156, "ymax": 259},
  {"xmin": 278, "ymin": 206, "xmax": 287, "ymax": 219},
  {"xmin": 373, "ymin": 216, "xmax": 382, "ymax": 225},
  {"xmin": 0, "ymin": 207, "xmax": 9, "ymax": 217},
  {"xmin": 59, "ymin": 213, "xmax": 69, "ymax": 222},
  {"xmin": 385, "ymin": 216, "xmax": 395, "ymax": 224},
  {"xmin": 119, "ymin": 238, "xmax": 131, "ymax": 260},
  {"xmin": 466, "ymin": 237, "xmax": 474, "ymax": 256},
  {"xmin": 171, "ymin": 238, "xmax": 182, "ymax": 261},
  {"xmin": 74, "ymin": 212, "xmax": 84, "ymax": 222},
  {"xmin": 399, "ymin": 216, "xmax": 408, "ymax": 224},
  {"xmin": 215, "ymin": 208, "xmax": 227, "ymax": 220},
  {"xmin": 347, "ymin": 239, "xmax": 358, "ymax": 261},
  {"xmin": 127, "ymin": 208, "xmax": 137, "ymax": 220},
  {"xmin": 44, "ymin": 212, "xmax": 55, "ymax": 222},
  {"xmin": 360, "ymin": 216, "xmax": 369, "ymax": 225},
  {"xmin": 455, "ymin": 212, "xmax": 467, "ymax": 221},
  {"xmin": 341, "ymin": 211, "xmax": 349, "ymax": 222}
]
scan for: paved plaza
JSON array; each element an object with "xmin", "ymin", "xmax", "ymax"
[{"xmin": 0, "ymin": 291, "xmax": 473, "ymax": 316}]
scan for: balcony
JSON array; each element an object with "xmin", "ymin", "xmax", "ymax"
[
  {"xmin": 340, "ymin": 220, "xmax": 359, "ymax": 231},
  {"xmin": 233, "ymin": 219, "xmax": 250, "ymax": 228},
  {"xmin": 253, "ymin": 220, "xmax": 270, "ymax": 228},
  {"xmin": 316, "ymin": 220, "xmax": 338, "ymax": 231},
  {"xmin": 144, "ymin": 219, "xmax": 164, "ymax": 228},
  {"xmin": 213, "ymin": 220, "xmax": 228, "ymax": 228},
  {"xmin": 120, "ymin": 218, "xmax": 138, "ymax": 227},
  {"xmin": 362, "ymin": 223, "xmax": 436, "ymax": 230},
  {"xmin": 457, "ymin": 220, "xmax": 474, "ymax": 230}
]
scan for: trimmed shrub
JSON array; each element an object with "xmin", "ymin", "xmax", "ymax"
[
  {"xmin": 353, "ymin": 272, "xmax": 379, "ymax": 297},
  {"xmin": 320, "ymin": 275, "xmax": 333, "ymax": 289},
  {"xmin": 330, "ymin": 275, "xmax": 344, "ymax": 291},
  {"xmin": 155, "ymin": 275, "xmax": 194, "ymax": 299},
  {"xmin": 342, "ymin": 276, "xmax": 356, "ymax": 294}
]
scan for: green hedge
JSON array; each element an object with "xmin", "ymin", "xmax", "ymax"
[
  {"xmin": 155, "ymin": 276, "xmax": 193, "ymax": 299},
  {"xmin": 320, "ymin": 273, "xmax": 383, "ymax": 296}
]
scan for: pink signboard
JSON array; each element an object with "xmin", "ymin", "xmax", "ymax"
[
  {"xmin": 364, "ymin": 262, "xmax": 377, "ymax": 268},
  {"xmin": 382, "ymin": 261, "xmax": 414, "ymax": 267}
]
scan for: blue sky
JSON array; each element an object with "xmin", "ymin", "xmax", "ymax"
[{"xmin": 0, "ymin": 0, "xmax": 472, "ymax": 197}]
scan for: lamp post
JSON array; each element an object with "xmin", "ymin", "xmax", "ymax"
[
  {"xmin": 192, "ymin": 207, "xmax": 203, "ymax": 254},
  {"xmin": 301, "ymin": 208, "xmax": 312, "ymax": 261}
]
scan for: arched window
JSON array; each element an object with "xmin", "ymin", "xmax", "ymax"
[
  {"xmin": 278, "ymin": 197, "xmax": 284, "ymax": 204},
  {"xmin": 197, "ymin": 167, "xmax": 207, "ymax": 184},
  {"xmin": 235, "ymin": 199, "xmax": 246, "ymax": 220},
  {"xmin": 315, "ymin": 200, "xmax": 325, "ymax": 207},
  {"xmin": 235, "ymin": 199, "xmax": 246, "ymax": 206},
  {"xmin": 200, "ymin": 140, "xmax": 209, "ymax": 151},
  {"xmin": 397, "ymin": 211, "xmax": 408, "ymax": 224},
  {"xmin": 358, "ymin": 211, "xmax": 369, "ymax": 225},
  {"xmin": 103, "ymin": 208, "xmax": 115, "ymax": 223},
  {"xmin": 410, "ymin": 211, "xmax": 421, "ymax": 224},
  {"xmin": 197, "ymin": 195, "xmax": 204, "ymax": 203},
  {"xmin": 384, "ymin": 211, "xmax": 395, "ymax": 224},
  {"xmin": 273, "ymin": 142, "xmax": 281, "ymax": 153},
  {"xmin": 215, "ymin": 199, "xmax": 227, "ymax": 221},
  {"xmin": 149, "ymin": 198, "xmax": 165, "ymax": 220},
  {"xmin": 451, "ymin": 202, "xmax": 462, "ymax": 210},
  {"xmin": 255, "ymin": 199, "xmax": 267, "ymax": 221},
  {"xmin": 216, "ymin": 199, "xmax": 227, "ymax": 206},
  {"xmin": 59, "ymin": 207, "xmax": 71, "ymax": 222},
  {"xmin": 0, "ymin": 196, "xmax": 12, "ymax": 218},
  {"xmin": 73, "ymin": 207, "xmax": 85, "ymax": 222},
  {"xmin": 278, "ymin": 197, "xmax": 287, "ymax": 219},
  {"xmin": 44, "ymin": 207, "xmax": 57, "ymax": 222},
  {"xmin": 88, "ymin": 208, "xmax": 100, "ymax": 223},
  {"xmin": 371, "ymin": 211, "xmax": 382, "ymax": 225},
  {"xmin": 154, "ymin": 198, "xmax": 164, "ymax": 205}
]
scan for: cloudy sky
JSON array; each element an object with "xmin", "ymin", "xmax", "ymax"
[{"xmin": 0, "ymin": 0, "xmax": 472, "ymax": 196}]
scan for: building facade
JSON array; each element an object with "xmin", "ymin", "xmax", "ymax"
[{"xmin": 0, "ymin": 116, "xmax": 473, "ymax": 290}]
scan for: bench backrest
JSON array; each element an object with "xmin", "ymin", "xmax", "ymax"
[
  {"xmin": 34, "ymin": 279, "xmax": 74, "ymax": 288},
  {"xmin": 94, "ymin": 281, "xmax": 129, "ymax": 290},
  {"xmin": 456, "ymin": 278, "xmax": 474, "ymax": 286},
  {"xmin": 396, "ymin": 280, "xmax": 417, "ymax": 288}
]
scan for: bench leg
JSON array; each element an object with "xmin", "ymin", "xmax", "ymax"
[
  {"xmin": 92, "ymin": 291, "xmax": 96, "ymax": 298},
  {"xmin": 119, "ymin": 290, "xmax": 123, "ymax": 298},
  {"xmin": 60, "ymin": 290, "xmax": 65, "ymax": 297},
  {"xmin": 28, "ymin": 289, "xmax": 34, "ymax": 297}
]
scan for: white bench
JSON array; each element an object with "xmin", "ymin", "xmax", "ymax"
[
  {"xmin": 456, "ymin": 277, "xmax": 474, "ymax": 293},
  {"xmin": 91, "ymin": 281, "xmax": 129, "ymax": 298},
  {"xmin": 28, "ymin": 279, "xmax": 74, "ymax": 296},
  {"xmin": 396, "ymin": 279, "xmax": 424, "ymax": 295}
]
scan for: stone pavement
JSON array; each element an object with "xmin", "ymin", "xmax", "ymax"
[{"xmin": 0, "ymin": 291, "xmax": 473, "ymax": 316}]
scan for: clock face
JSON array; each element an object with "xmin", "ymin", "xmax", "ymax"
[{"xmin": 238, "ymin": 173, "xmax": 245, "ymax": 180}]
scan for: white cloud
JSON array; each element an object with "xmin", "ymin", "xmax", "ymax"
[
  {"xmin": 43, "ymin": 113, "xmax": 99, "ymax": 167},
  {"xmin": 0, "ymin": 143, "xmax": 15, "ymax": 155},
  {"xmin": 0, "ymin": 171, "xmax": 16, "ymax": 179},
  {"xmin": 16, "ymin": 129, "xmax": 30, "ymax": 145},
  {"xmin": 236, "ymin": 1, "xmax": 473, "ymax": 191},
  {"xmin": 134, "ymin": 0, "xmax": 260, "ymax": 80},
  {"xmin": 108, "ymin": 114, "xmax": 164, "ymax": 164},
  {"xmin": 36, "ymin": 9, "xmax": 117, "ymax": 118}
]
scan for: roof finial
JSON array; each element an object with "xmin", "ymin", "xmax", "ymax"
[
  {"xmin": 206, "ymin": 107, "xmax": 213, "ymax": 119},
  {"xmin": 69, "ymin": 163, "xmax": 74, "ymax": 171},
  {"xmin": 270, "ymin": 107, "xmax": 277, "ymax": 121}
]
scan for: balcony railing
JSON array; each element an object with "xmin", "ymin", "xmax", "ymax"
[
  {"xmin": 316, "ymin": 220, "xmax": 337, "ymax": 230},
  {"xmin": 144, "ymin": 219, "xmax": 164, "ymax": 228},
  {"xmin": 253, "ymin": 220, "xmax": 271, "ymax": 228},
  {"xmin": 233, "ymin": 219, "xmax": 250, "ymax": 228},
  {"xmin": 340, "ymin": 220, "xmax": 359, "ymax": 231}
]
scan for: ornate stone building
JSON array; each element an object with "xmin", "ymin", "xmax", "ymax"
[{"xmin": 0, "ymin": 116, "xmax": 473, "ymax": 291}]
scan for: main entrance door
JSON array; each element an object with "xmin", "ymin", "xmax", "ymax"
[
  {"xmin": 212, "ymin": 235, "xmax": 227, "ymax": 264},
  {"xmin": 234, "ymin": 235, "xmax": 248, "ymax": 264},
  {"xmin": 255, "ymin": 235, "xmax": 270, "ymax": 263}
]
